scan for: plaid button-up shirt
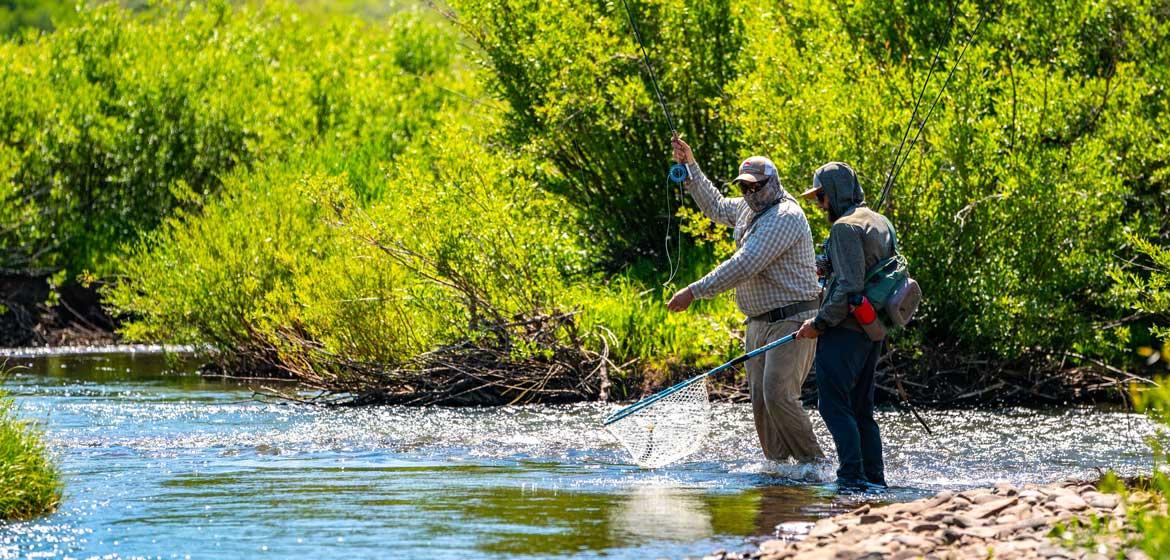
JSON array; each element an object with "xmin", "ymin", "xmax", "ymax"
[{"xmin": 684, "ymin": 162, "xmax": 821, "ymax": 319}]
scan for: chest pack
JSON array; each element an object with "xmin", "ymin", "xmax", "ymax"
[{"xmin": 862, "ymin": 217, "xmax": 921, "ymax": 328}]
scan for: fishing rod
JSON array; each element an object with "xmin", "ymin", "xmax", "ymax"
[
  {"xmin": 870, "ymin": 10, "xmax": 987, "ymax": 437},
  {"xmin": 876, "ymin": 11, "xmax": 987, "ymax": 212},
  {"xmin": 877, "ymin": 9, "xmax": 953, "ymax": 210},
  {"xmin": 616, "ymin": 0, "xmax": 688, "ymax": 284},
  {"xmin": 618, "ymin": 0, "xmax": 677, "ymax": 137}
]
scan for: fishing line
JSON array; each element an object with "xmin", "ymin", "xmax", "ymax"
[
  {"xmin": 878, "ymin": 8, "xmax": 953, "ymax": 209},
  {"xmin": 618, "ymin": 0, "xmax": 677, "ymax": 136},
  {"xmin": 616, "ymin": 0, "xmax": 686, "ymax": 285},
  {"xmin": 877, "ymin": 11, "xmax": 987, "ymax": 211},
  {"xmin": 663, "ymin": 174, "xmax": 684, "ymax": 285}
]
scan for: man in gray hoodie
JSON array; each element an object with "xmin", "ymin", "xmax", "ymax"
[{"xmin": 795, "ymin": 162, "xmax": 894, "ymax": 489}]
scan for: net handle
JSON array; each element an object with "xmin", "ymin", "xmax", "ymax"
[{"xmin": 603, "ymin": 333, "xmax": 797, "ymax": 426}]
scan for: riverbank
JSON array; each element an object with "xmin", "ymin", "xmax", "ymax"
[
  {"xmin": 719, "ymin": 481, "xmax": 1153, "ymax": 560},
  {"xmin": 0, "ymin": 274, "xmax": 115, "ymax": 348}
]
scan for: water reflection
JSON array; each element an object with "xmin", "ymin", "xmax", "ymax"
[{"xmin": 611, "ymin": 486, "xmax": 714, "ymax": 542}]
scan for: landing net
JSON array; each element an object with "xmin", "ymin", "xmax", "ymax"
[{"xmin": 605, "ymin": 378, "xmax": 711, "ymax": 468}]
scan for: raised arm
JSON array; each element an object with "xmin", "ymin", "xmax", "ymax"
[{"xmin": 672, "ymin": 135, "xmax": 740, "ymax": 227}]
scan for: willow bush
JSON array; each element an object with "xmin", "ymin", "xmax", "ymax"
[
  {"xmin": 29, "ymin": 0, "xmax": 1170, "ymax": 396},
  {"xmin": 740, "ymin": 0, "xmax": 1167, "ymax": 371},
  {"xmin": 0, "ymin": 1, "xmax": 456, "ymax": 278},
  {"xmin": 453, "ymin": 0, "xmax": 1170, "ymax": 368},
  {"xmin": 447, "ymin": 0, "xmax": 745, "ymax": 265},
  {"xmin": 107, "ymin": 111, "xmax": 589, "ymax": 368}
]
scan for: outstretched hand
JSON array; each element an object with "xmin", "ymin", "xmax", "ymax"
[
  {"xmin": 671, "ymin": 133, "xmax": 694, "ymax": 165},
  {"xmin": 666, "ymin": 286, "xmax": 694, "ymax": 312}
]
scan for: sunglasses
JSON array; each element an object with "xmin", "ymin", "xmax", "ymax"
[{"xmin": 737, "ymin": 179, "xmax": 767, "ymax": 195}]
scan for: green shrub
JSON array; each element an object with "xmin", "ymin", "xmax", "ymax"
[
  {"xmin": 0, "ymin": 377, "xmax": 62, "ymax": 520},
  {"xmin": 0, "ymin": 0, "xmax": 75, "ymax": 37},
  {"xmin": 723, "ymin": 0, "xmax": 1168, "ymax": 360},
  {"xmin": 107, "ymin": 112, "xmax": 593, "ymax": 369},
  {"xmin": 448, "ymin": 0, "xmax": 745, "ymax": 265},
  {"xmin": 0, "ymin": 1, "xmax": 457, "ymax": 277}
]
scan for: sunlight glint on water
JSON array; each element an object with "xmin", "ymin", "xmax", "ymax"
[{"xmin": 0, "ymin": 350, "xmax": 1158, "ymax": 559}]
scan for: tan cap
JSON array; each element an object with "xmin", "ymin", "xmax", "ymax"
[{"xmin": 732, "ymin": 156, "xmax": 777, "ymax": 185}]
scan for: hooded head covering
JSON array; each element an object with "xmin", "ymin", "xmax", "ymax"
[
  {"xmin": 805, "ymin": 162, "xmax": 864, "ymax": 221},
  {"xmin": 733, "ymin": 156, "xmax": 785, "ymax": 213}
]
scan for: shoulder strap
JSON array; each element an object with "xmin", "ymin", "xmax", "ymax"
[
  {"xmin": 864, "ymin": 214, "xmax": 902, "ymax": 282},
  {"xmin": 880, "ymin": 214, "xmax": 900, "ymax": 255}
]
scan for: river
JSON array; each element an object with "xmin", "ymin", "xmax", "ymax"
[{"xmin": 0, "ymin": 349, "xmax": 1159, "ymax": 559}]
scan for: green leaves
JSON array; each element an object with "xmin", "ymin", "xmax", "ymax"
[{"xmin": 0, "ymin": 2, "xmax": 456, "ymax": 278}]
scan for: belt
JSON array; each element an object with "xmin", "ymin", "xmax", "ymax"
[{"xmin": 752, "ymin": 300, "xmax": 819, "ymax": 323}]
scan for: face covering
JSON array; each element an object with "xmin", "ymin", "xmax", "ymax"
[{"xmin": 744, "ymin": 175, "xmax": 781, "ymax": 213}]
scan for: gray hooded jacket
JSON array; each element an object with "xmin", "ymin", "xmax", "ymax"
[{"xmin": 811, "ymin": 163, "xmax": 895, "ymax": 333}]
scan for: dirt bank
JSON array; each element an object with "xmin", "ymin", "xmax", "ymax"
[{"xmin": 0, "ymin": 273, "xmax": 116, "ymax": 348}]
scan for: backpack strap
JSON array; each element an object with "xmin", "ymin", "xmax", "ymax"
[
  {"xmin": 864, "ymin": 215, "xmax": 902, "ymax": 283},
  {"xmin": 881, "ymin": 214, "xmax": 900, "ymax": 255}
]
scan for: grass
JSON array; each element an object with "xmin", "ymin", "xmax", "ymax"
[{"xmin": 0, "ymin": 374, "xmax": 62, "ymax": 521}]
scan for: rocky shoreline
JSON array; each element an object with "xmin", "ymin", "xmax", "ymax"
[{"xmin": 711, "ymin": 481, "xmax": 1153, "ymax": 560}]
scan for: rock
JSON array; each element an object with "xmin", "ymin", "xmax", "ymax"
[
  {"xmin": 993, "ymin": 514, "xmax": 1019, "ymax": 525},
  {"xmin": 960, "ymin": 526, "xmax": 1000, "ymax": 539},
  {"xmin": 859, "ymin": 514, "xmax": 884, "ymax": 525},
  {"xmin": 959, "ymin": 489, "xmax": 989, "ymax": 501},
  {"xmin": 808, "ymin": 521, "xmax": 842, "ymax": 539},
  {"xmin": 1053, "ymin": 494, "xmax": 1088, "ymax": 511},
  {"xmin": 924, "ymin": 512, "xmax": 955, "ymax": 525},
  {"xmin": 758, "ymin": 540, "xmax": 788, "ymax": 555},
  {"xmin": 1084, "ymin": 492, "xmax": 1119, "ymax": 510},
  {"xmin": 837, "ymin": 517, "xmax": 861, "ymax": 527},
  {"xmin": 1019, "ymin": 489, "xmax": 1045, "ymax": 503},
  {"xmin": 970, "ymin": 497, "xmax": 1019, "ymax": 519},
  {"xmin": 910, "ymin": 522, "xmax": 940, "ymax": 533},
  {"xmin": 998, "ymin": 516, "xmax": 1051, "ymax": 538},
  {"xmin": 895, "ymin": 535, "xmax": 929, "ymax": 548},
  {"xmin": 950, "ymin": 515, "xmax": 978, "ymax": 528},
  {"xmin": 974, "ymin": 493, "xmax": 1005, "ymax": 505},
  {"xmin": 994, "ymin": 482, "xmax": 1019, "ymax": 496}
]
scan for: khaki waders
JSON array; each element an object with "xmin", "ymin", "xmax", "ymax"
[{"xmin": 744, "ymin": 317, "xmax": 824, "ymax": 462}]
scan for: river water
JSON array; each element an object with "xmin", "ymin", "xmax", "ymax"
[{"xmin": 0, "ymin": 349, "xmax": 1160, "ymax": 559}]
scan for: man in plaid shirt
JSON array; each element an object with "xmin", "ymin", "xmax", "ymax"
[{"xmin": 667, "ymin": 135, "xmax": 824, "ymax": 464}]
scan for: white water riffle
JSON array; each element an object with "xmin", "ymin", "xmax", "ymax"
[{"xmin": 0, "ymin": 351, "xmax": 1159, "ymax": 560}]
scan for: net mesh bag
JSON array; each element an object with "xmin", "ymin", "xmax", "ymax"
[{"xmin": 605, "ymin": 378, "xmax": 712, "ymax": 468}]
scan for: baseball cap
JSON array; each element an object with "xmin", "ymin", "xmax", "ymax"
[{"xmin": 732, "ymin": 156, "xmax": 777, "ymax": 185}]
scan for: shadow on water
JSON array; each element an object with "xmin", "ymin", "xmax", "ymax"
[{"xmin": 0, "ymin": 348, "xmax": 1159, "ymax": 559}]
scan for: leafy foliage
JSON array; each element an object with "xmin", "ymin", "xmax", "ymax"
[
  {"xmin": 448, "ymin": 0, "xmax": 745, "ymax": 265},
  {"xmin": 14, "ymin": 0, "xmax": 1170, "ymax": 397},
  {"xmin": 0, "ymin": 1, "xmax": 455, "ymax": 277}
]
